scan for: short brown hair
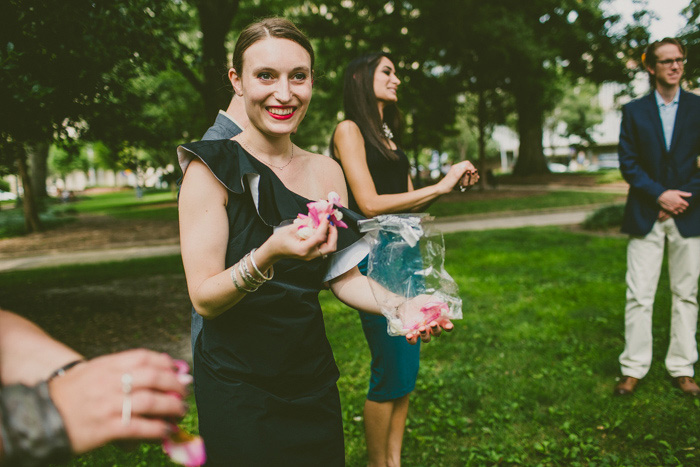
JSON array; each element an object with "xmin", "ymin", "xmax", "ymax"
[
  {"xmin": 232, "ymin": 17, "xmax": 314, "ymax": 74},
  {"xmin": 643, "ymin": 37, "xmax": 686, "ymax": 69},
  {"xmin": 642, "ymin": 37, "xmax": 686, "ymax": 88}
]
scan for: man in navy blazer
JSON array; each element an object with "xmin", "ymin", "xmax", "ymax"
[
  {"xmin": 615, "ymin": 38, "xmax": 700, "ymax": 397},
  {"xmin": 190, "ymin": 75, "xmax": 248, "ymax": 359}
]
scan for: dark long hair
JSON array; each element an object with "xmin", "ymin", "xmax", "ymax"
[{"xmin": 332, "ymin": 52, "xmax": 404, "ymax": 161}]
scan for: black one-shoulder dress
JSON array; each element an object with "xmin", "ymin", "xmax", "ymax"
[{"xmin": 177, "ymin": 140, "xmax": 365, "ymax": 466}]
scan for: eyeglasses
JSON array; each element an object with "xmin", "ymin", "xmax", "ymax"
[{"xmin": 657, "ymin": 58, "xmax": 686, "ymax": 67}]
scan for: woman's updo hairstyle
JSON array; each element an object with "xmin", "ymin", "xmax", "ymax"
[{"xmin": 232, "ymin": 17, "xmax": 315, "ymax": 74}]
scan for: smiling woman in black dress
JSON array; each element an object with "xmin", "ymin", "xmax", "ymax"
[{"xmin": 177, "ymin": 18, "xmax": 451, "ymax": 466}]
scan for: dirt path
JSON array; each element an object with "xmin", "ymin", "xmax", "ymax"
[{"xmin": 0, "ymin": 214, "xmax": 179, "ymax": 258}]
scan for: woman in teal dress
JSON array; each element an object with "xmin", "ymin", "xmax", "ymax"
[
  {"xmin": 331, "ymin": 52, "xmax": 478, "ymax": 467},
  {"xmin": 177, "ymin": 19, "xmax": 451, "ymax": 466}
]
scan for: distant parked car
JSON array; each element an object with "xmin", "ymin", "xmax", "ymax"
[
  {"xmin": 0, "ymin": 190, "xmax": 17, "ymax": 201},
  {"xmin": 597, "ymin": 153, "xmax": 620, "ymax": 170},
  {"xmin": 547, "ymin": 163, "xmax": 568, "ymax": 173}
]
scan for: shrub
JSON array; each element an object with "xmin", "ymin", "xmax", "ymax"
[{"xmin": 582, "ymin": 204, "xmax": 624, "ymax": 230}]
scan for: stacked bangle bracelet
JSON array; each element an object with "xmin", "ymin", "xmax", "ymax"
[{"xmin": 231, "ymin": 248, "xmax": 274, "ymax": 293}]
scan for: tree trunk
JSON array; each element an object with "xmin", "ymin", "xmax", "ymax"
[
  {"xmin": 412, "ymin": 149, "xmax": 423, "ymax": 188},
  {"xmin": 513, "ymin": 88, "xmax": 550, "ymax": 176},
  {"xmin": 16, "ymin": 146, "xmax": 42, "ymax": 233},
  {"xmin": 198, "ymin": 0, "xmax": 240, "ymax": 119},
  {"xmin": 477, "ymin": 89, "xmax": 486, "ymax": 191},
  {"xmin": 27, "ymin": 141, "xmax": 49, "ymax": 200}
]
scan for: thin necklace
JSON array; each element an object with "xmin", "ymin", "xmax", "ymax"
[{"xmin": 239, "ymin": 139, "xmax": 294, "ymax": 170}]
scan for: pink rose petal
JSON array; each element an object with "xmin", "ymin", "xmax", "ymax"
[
  {"xmin": 407, "ymin": 301, "xmax": 450, "ymax": 331},
  {"xmin": 163, "ymin": 426, "xmax": 206, "ymax": 467},
  {"xmin": 162, "ymin": 360, "xmax": 206, "ymax": 466},
  {"xmin": 295, "ymin": 193, "xmax": 349, "ymax": 234}
]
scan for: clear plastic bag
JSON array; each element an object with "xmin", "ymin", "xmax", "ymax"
[{"xmin": 358, "ymin": 214, "xmax": 462, "ymax": 336}]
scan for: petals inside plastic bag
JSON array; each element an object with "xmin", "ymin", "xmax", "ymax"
[{"xmin": 358, "ymin": 214, "xmax": 462, "ymax": 336}]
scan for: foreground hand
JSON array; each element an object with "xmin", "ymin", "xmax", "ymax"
[
  {"xmin": 49, "ymin": 349, "xmax": 190, "ymax": 454},
  {"xmin": 406, "ymin": 319, "xmax": 454, "ymax": 344},
  {"xmin": 657, "ymin": 190, "xmax": 691, "ymax": 215}
]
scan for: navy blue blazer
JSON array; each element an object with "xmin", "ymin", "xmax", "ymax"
[{"xmin": 618, "ymin": 89, "xmax": 700, "ymax": 237}]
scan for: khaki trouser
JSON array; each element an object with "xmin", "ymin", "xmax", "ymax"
[{"xmin": 619, "ymin": 219, "xmax": 700, "ymax": 378}]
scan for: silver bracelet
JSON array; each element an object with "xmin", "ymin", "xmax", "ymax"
[
  {"xmin": 231, "ymin": 263, "xmax": 256, "ymax": 293},
  {"xmin": 249, "ymin": 248, "xmax": 274, "ymax": 280},
  {"xmin": 240, "ymin": 254, "xmax": 264, "ymax": 286},
  {"xmin": 238, "ymin": 257, "xmax": 261, "ymax": 290}
]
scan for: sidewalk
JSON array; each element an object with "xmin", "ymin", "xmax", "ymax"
[{"xmin": 0, "ymin": 205, "xmax": 603, "ymax": 272}]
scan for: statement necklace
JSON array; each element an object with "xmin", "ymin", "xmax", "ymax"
[
  {"xmin": 382, "ymin": 122, "xmax": 394, "ymax": 140},
  {"xmin": 240, "ymin": 139, "xmax": 294, "ymax": 170}
]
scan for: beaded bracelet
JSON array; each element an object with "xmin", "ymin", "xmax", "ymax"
[{"xmin": 47, "ymin": 359, "xmax": 85, "ymax": 382}]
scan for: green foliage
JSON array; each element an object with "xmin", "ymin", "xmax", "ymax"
[
  {"xmin": 680, "ymin": 0, "xmax": 700, "ymax": 87},
  {"xmin": 48, "ymin": 145, "xmax": 89, "ymax": 178},
  {"xmin": 548, "ymin": 79, "xmax": 605, "ymax": 150},
  {"xmin": 292, "ymin": 0, "xmax": 462, "ymax": 153},
  {"xmin": 0, "ymin": 0, "xmax": 182, "ymax": 146},
  {"xmin": 582, "ymin": 204, "xmax": 625, "ymax": 231},
  {"xmin": 87, "ymin": 69, "xmax": 207, "ymax": 169},
  {"xmin": 442, "ymin": 95, "xmax": 504, "ymax": 164}
]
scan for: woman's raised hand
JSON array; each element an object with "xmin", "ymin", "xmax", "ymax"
[{"xmin": 436, "ymin": 160, "xmax": 479, "ymax": 194}]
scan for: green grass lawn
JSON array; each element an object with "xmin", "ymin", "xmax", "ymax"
[
  {"xmin": 0, "ymin": 189, "xmax": 178, "ymax": 237},
  {"xmin": 3, "ymin": 227, "xmax": 697, "ymax": 466},
  {"xmin": 59, "ymin": 189, "xmax": 177, "ymax": 214},
  {"xmin": 427, "ymin": 190, "xmax": 625, "ymax": 218}
]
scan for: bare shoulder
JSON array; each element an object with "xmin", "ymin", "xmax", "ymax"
[
  {"xmin": 333, "ymin": 120, "xmax": 363, "ymax": 143},
  {"xmin": 180, "ymin": 158, "xmax": 228, "ymax": 204},
  {"xmin": 298, "ymin": 148, "xmax": 343, "ymax": 177},
  {"xmin": 295, "ymin": 148, "xmax": 347, "ymax": 199}
]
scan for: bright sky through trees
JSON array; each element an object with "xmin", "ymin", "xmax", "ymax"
[{"xmin": 607, "ymin": 0, "xmax": 689, "ymax": 39}]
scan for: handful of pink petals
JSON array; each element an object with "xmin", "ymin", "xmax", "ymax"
[
  {"xmin": 162, "ymin": 360, "xmax": 206, "ymax": 467},
  {"xmin": 389, "ymin": 300, "xmax": 451, "ymax": 335},
  {"xmin": 409, "ymin": 301, "xmax": 449, "ymax": 331},
  {"xmin": 294, "ymin": 191, "xmax": 348, "ymax": 240}
]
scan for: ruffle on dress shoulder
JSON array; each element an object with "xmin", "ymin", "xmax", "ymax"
[
  {"xmin": 177, "ymin": 139, "xmax": 255, "ymax": 195},
  {"xmin": 177, "ymin": 139, "xmax": 368, "ymax": 277}
]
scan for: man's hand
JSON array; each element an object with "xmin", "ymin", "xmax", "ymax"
[
  {"xmin": 657, "ymin": 190, "xmax": 691, "ymax": 215},
  {"xmin": 658, "ymin": 210, "xmax": 672, "ymax": 222}
]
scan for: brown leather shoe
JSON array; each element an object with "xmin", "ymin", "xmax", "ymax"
[
  {"xmin": 675, "ymin": 376, "xmax": 700, "ymax": 397},
  {"xmin": 613, "ymin": 376, "xmax": 639, "ymax": 395}
]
